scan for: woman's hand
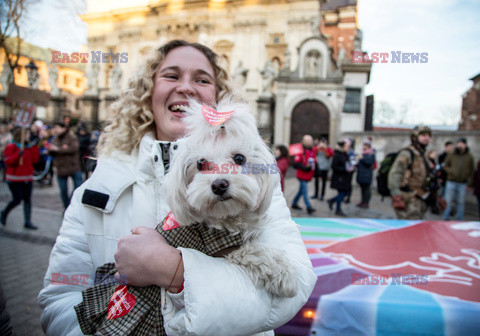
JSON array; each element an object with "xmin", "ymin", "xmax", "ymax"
[{"xmin": 114, "ymin": 226, "xmax": 184, "ymax": 290}]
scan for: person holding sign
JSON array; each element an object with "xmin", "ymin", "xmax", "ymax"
[
  {"xmin": 38, "ymin": 40, "xmax": 315, "ymax": 335},
  {"xmin": 1, "ymin": 128, "xmax": 40, "ymax": 229}
]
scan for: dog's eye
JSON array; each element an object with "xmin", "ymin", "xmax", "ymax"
[
  {"xmin": 197, "ymin": 158, "xmax": 209, "ymax": 171},
  {"xmin": 233, "ymin": 154, "xmax": 246, "ymax": 165}
]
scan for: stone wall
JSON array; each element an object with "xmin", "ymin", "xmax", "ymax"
[{"xmin": 343, "ymin": 130, "xmax": 480, "ymax": 163}]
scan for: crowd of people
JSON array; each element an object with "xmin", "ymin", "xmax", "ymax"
[
  {"xmin": 276, "ymin": 127, "xmax": 480, "ymax": 219},
  {"xmin": 0, "ymin": 120, "xmax": 101, "ymax": 229}
]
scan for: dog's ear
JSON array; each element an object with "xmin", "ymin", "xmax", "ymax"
[{"xmin": 163, "ymin": 140, "xmax": 198, "ymax": 226}]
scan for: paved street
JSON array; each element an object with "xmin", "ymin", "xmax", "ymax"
[{"xmin": 0, "ymin": 169, "xmax": 478, "ymax": 335}]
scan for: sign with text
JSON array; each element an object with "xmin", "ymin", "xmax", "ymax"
[
  {"xmin": 14, "ymin": 102, "xmax": 35, "ymax": 127},
  {"xmin": 6, "ymin": 83, "xmax": 50, "ymax": 106}
]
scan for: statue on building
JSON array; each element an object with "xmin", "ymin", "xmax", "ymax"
[
  {"xmin": 283, "ymin": 49, "xmax": 291, "ymax": 73},
  {"xmin": 354, "ymin": 29, "xmax": 363, "ymax": 51},
  {"xmin": 304, "ymin": 51, "xmax": 320, "ymax": 77},
  {"xmin": 259, "ymin": 60, "xmax": 276, "ymax": 97},
  {"xmin": 86, "ymin": 63, "xmax": 99, "ymax": 95},
  {"xmin": 48, "ymin": 64, "xmax": 59, "ymax": 96},
  {"xmin": 337, "ymin": 47, "xmax": 346, "ymax": 66},
  {"xmin": 310, "ymin": 15, "xmax": 321, "ymax": 36},
  {"xmin": 0, "ymin": 62, "xmax": 13, "ymax": 94},
  {"xmin": 109, "ymin": 64, "xmax": 123, "ymax": 92},
  {"xmin": 233, "ymin": 61, "xmax": 249, "ymax": 87}
]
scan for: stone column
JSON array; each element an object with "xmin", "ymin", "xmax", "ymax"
[
  {"xmin": 273, "ymin": 91, "xmax": 286, "ymax": 145},
  {"xmin": 80, "ymin": 95, "xmax": 101, "ymax": 128},
  {"xmin": 49, "ymin": 96, "xmax": 67, "ymax": 122},
  {"xmin": 0, "ymin": 94, "xmax": 12, "ymax": 122},
  {"xmin": 256, "ymin": 95, "xmax": 274, "ymax": 144}
]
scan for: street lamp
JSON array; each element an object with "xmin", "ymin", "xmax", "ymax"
[{"xmin": 25, "ymin": 60, "xmax": 39, "ymax": 88}]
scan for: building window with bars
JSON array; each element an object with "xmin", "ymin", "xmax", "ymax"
[{"xmin": 343, "ymin": 88, "xmax": 361, "ymax": 113}]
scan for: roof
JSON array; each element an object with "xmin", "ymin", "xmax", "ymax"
[
  {"xmin": 322, "ymin": 0, "xmax": 357, "ymax": 11},
  {"xmin": 469, "ymin": 73, "xmax": 480, "ymax": 82},
  {"xmin": 373, "ymin": 124, "xmax": 458, "ymax": 132}
]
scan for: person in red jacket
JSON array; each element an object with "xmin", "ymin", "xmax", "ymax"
[
  {"xmin": 1, "ymin": 127, "xmax": 40, "ymax": 229},
  {"xmin": 275, "ymin": 144, "xmax": 290, "ymax": 192},
  {"xmin": 291, "ymin": 135, "xmax": 316, "ymax": 214}
]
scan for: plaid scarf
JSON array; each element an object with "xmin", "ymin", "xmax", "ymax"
[{"xmin": 74, "ymin": 219, "xmax": 244, "ymax": 335}]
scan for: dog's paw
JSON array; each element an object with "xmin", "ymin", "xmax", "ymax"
[
  {"xmin": 226, "ymin": 243, "xmax": 299, "ymax": 298},
  {"xmin": 264, "ymin": 252, "xmax": 299, "ymax": 298}
]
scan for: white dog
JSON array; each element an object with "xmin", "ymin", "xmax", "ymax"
[{"xmin": 162, "ymin": 97, "xmax": 299, "ymax": 298}]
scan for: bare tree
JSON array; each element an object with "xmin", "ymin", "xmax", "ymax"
[
  {"xmin": 374, "ymin": 100, "xmax": 395, "ymax": 124},
  {"xmin": 0, "ymin": 0, "xmax": 38, "ymax": 86},
  {"xmin": 396, "ymin": 100, "xmax": 412, "ymax": 124},
  {"xmin": 440, "ymin": 105, "xmax": 460, "ymax": 125}
]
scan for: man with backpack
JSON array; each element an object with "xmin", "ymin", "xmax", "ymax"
[{"xmin": 387, "ymin": 125, "xmax": 446, "ymax": 219}]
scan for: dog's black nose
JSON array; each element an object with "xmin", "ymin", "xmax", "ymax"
[{"xmin": 211, "ymin": 179, "xmax": 229, "ymax": 196}]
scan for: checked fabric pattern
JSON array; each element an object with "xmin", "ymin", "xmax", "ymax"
[{"xmin": 74, "ymin": 221, "xmax": 244, "ymax": 336}]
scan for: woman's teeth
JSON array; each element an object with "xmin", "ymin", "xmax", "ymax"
[{"xmin": 170, "ymin": 105, "xmax": 186, "ymax": 112}]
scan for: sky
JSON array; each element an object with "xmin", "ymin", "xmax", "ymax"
[
  {"xmin": 18, "ymin": 0, "xmax": 480, "ymax": 126},
  {"xmin": 358, "ymin": 0, "xmax": 480, "ymax": 125}
]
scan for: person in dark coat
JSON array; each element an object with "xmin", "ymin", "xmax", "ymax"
[
  {"xmin": 355, "ymin": 139, "xmax": 376, "ymax": 208},
  {"xmin": 76, "ymin": 123, "xmax": 91, "ymax": 180},
  {"xmin": 328, "ymin": 139, "xmax": 353, "ymax": 216},
  {"xmin": 438, "ymin": 141, "xmax": 454, "ymax": 196},
  {"xmin": 49, "ymin": 122, "xmax": 83, "ymax": 209},
  {"xmin": 473, "ymin": 159, "xmax": 480, "ymax": 219}
]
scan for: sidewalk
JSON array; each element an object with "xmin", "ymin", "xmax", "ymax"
[
  {"xmin": 0, "ymin": 179, "xmax": 65, "ymax": 336},
  {"xmin": 283, "ymin": 167, "xmax": 479, "ymax": 220},
  {"xmin": 0, "ymin": 170, "xmax": 478, "ymax": 335}
]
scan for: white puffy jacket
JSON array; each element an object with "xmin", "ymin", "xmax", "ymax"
[{"xmin": 38, "ymin": 132, "xmax": 317, "ymax": 336}]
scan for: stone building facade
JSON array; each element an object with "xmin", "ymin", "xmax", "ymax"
[
  {"xmin": 321, "ymin": 0, "xmax": 358, "ymax": 61},
  {"xmin": 273, "ymin": 32, "xmax": 371, "ymax": 145},
  {"xmin": 80, "ymin": 0, "xmax": 373, "ymax": 144},
  {"xmin": 80, "ymin": 0, "xmax": 322, "ymax": 122},
  {"xmin": 459, "ymin": 73, "xmax": 480, "ymax": 131},
  {"xmin": 0, "ymin": 38, "xmax": 86, "ymax": 123}
]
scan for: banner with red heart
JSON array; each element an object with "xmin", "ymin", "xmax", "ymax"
[
  {"xmin": 201, "ymin": 105, "xmax": 234, "ymax": 126},
  {"xmin": 107, "ymin": 285, "xmax": 136, "ymax": 320}
]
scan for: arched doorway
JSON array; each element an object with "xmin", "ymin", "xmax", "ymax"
[{"xmin": 290, "ymin": 100, "xmax": 329, "ymax": 144}]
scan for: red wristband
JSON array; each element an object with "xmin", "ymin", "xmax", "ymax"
[{"xmin": 176, "ymin": 280, "xmax": 184, "ymax": 294}]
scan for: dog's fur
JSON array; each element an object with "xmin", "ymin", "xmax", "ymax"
[{"xmin": 162, "ymin": 97, "xmax": 299, "ymax": 298}]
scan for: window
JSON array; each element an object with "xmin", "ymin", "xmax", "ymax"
[
  {"xmin": 76, "ymin": 78, "xmax": 81, "ymax": 88},
  {"xmin": 343, "ymin": 88, "xmax": 361, "ymax": 113},
  {"xmin": 63, "ymin": 74, "xmax": 68, "ymax": 85}
]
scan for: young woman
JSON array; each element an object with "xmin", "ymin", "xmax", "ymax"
[
  {"xmin": 1, "ymin": 128, "xmax": 40, "ymax": 229},
  {"xmin": 38, "ymin": 40, "xmax": 316, "ymax": 335},
  {"xmin": 275, "ymin": 144, "xmax": 290, "ymax": 192}
]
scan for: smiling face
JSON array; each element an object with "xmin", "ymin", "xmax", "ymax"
[{"xmin": 152, "ymin": 46, "xmax": 217, "ymax": 141}]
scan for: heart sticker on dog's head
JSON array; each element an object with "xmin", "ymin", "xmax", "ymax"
[{"xmin": 201, "ymin": 105, "xmax": 234, "ymax": 126}]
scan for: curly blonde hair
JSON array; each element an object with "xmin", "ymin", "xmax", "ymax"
[{"xmin": 97, "ymin": 40, "xmax": 233, "ymax": 156}]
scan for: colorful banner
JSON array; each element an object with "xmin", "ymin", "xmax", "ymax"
[{"xmin": 276, "ymin": 219, "xmax": 480, "ymax": 336}]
